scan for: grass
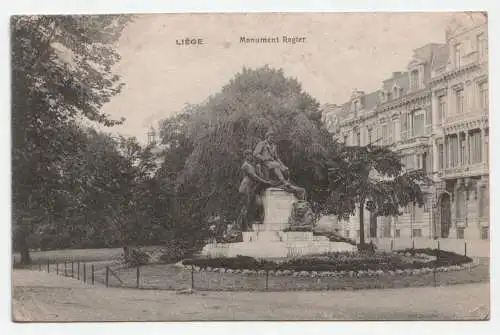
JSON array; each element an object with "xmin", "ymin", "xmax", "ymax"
[
  {"xmin": 11, "ymin": 246, "xmax": 163, "ymax": 265},
  {"xmin": 97, "ymin": 258, "xmax": 489, "ymax": 292}
]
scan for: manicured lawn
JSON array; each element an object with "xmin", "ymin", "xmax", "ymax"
[
  {"xmin": 12, "ymin": 246, "xmax": 163, "ymax": 265},
  {"xmin": 101, "ymin": 258, "xmax": 489, "ymax": 291}
]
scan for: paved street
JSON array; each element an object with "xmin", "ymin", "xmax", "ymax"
[{"xmin": 12, "ymin": 270, "xmax": 489, "ymax": 321}]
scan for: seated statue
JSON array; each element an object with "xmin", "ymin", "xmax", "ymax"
[
  {"xmin": 253, "ymin": 130, "xmax": 306, "ymax": 201},
  {"xmin": 238, "ymin": 149, "xmax": 275, "ymax": 230},
  {"xmin": 253, "ymin": 130, "xmax": 290, "ymax": 186}
]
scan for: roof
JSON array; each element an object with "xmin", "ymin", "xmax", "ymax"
[
  {"xmin": 382, "ymin": 72, "xmax": 409, "ymax": 95},
  {"xmin": 431, "ymin": 44, "xmax": 449, "ymax": 71}
]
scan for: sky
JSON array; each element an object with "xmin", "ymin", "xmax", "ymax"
[{"xmin": 100, "ymin": 12, "xmax": 456, "ymax": 143}]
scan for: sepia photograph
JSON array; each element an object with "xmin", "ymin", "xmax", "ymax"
[{"xmin": 10, "ymin": 11, "xmax": 490, "ymax": 322}]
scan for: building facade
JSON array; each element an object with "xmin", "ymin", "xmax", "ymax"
[{"xmin": 323, "ymin": 17, "xmax": 489, "ymax": 241}]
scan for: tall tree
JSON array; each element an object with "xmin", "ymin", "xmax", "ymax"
[
  {"xmin": 326, "ymin": 144, "xmax": 430, "ymax": 248},
  {"xmin": 159, "ymin": 66, "xmax": 335, "ymax": 232},
  {"xmin": 11, "ymin": 15, "xmax": 133, "ymax": 264}
]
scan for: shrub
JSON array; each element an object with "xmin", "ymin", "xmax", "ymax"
[
  {"xmin": 125, "ymin": 248, "xmax": 151, "ymax": 267},
  {"xmin": 283, "ymin": 227, "xmax": 313, "ymax": 232},
  {"xmin": 182, "ymin": 248, "xmax": 472, "ymax": 273},
  {"xmin": 396, "ymin": 248, "xmax": 472, "ymax": 267},
  {"xmin": 313, "ymin": 231, "xmax": 357, "ymax": 246}
]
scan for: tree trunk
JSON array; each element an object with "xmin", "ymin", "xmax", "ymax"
[
  {"xmin": 359, "ymin": 199, "xmax": 365, "ymax": 246},
  {"xmin": 20, "ymin": 246, "xmax": 31, "ymax": 265}
]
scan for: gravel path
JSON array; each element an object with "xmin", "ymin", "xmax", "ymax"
[{"xmin": 12, "ymin": 269, "xmax": 490, "ymax": 321}]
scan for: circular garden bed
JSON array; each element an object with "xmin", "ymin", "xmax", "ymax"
[{"xmin": 182, "ymin": 248, "xmax": 476, "ymax": 279}]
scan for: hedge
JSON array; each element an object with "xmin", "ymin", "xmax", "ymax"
[{"xmin": 183, "ymin": 249, "xmax": 472, "ymax": 273}]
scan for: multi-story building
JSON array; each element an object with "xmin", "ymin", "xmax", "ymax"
[{"xmin": 323, "ymin": 16, "xmax": 489, "ymax": 242}]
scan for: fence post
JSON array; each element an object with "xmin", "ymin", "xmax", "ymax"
[
  {"xmin": 191, "ymin": 266, "xmax": 195, "ymax": 289},
  {"xmin": 105, "ymin": 266, "xmax": 109, "ymax": 288},
  {"xmin": 64, "ymin": 261, "xmax": 67, "ymax": 277},
  {"xmin": 390, "ymin": 239, "xmax": 394, "ymax": 251},
  {"xmin": 464, "ymin": 241, "xmax": 467, "ymax": 257},
  {"xmin": 92, "ymin": 265, "xmax": 95, "ymax": 285},
  {"xmin": 83, "ymin": 263, "xmax": 86, "ymax": 283},
  {"xmin": 412, "ymin": 239, "xmax": 415, "ymax": 250},
  {"xmin": 434, "ymin": 240, "xmax": 440, "ymax": 287},
  {"xmin": 77, "ymin": 262, "xmax": 80, "ymax": 280},
  {"xmin": 136, "ymin": 265, "xmax": 140, "ymax": 289},
  {"xmin": 39, "ymin": 263, "xmax": 42, "ymax": 271},
  {"xmin": 56, "ymin": 263, "xmax": 59, "ymax": 275},
  {"xmin": 71, "ymin": 262, "xmax": 74, "ymax": 278},
  {"xmin": 47, "ymin": 260, "xmax": 50, "ymax": 273},
  {"xmin": 266, "ymin": 270, "xmax": 269, "ymax": 290}
]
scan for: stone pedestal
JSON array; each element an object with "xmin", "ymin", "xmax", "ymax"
[{"xmin": 261, "ymin": 188, "xmax": 297, "ymax": 231}]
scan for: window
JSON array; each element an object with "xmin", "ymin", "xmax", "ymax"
[
  {"xmin": 454, "ymin": 44, "xmax": 462, "ymax": 68},
  {"xmin": 401, "ymin": 113, "xmax": 408, "ymax": 139},
  {"xmin": 469, "ymin": 131, "xmax": 482, "ymax": 163},
  {"xmin": 448, "ymin": 135, "xmax": 460, "ymax": 167},
  {"xmin": 356, "ymin": 230, "xmax": 360, "ymax": 238},
  {"xmin": 438, "ymin": 95, "xmax": 447, "ymax": 122},
  {"xmin": 478, "ymin": 186, "xmax": 489, "ymax": 218},
  {"xmin": 381, "ymin": 123, "xmax": 389, "ymax": 144},
  {"xmin": 477, "ymin": 34, "xmax": 488, "ymax": 59},
  {"xmin": 457, "ymin": 227, "xmax": 465, "ymax": 239},
  {"xmin": 393, "ymin": 86, "xmax": 399, "ymax": 99},
  {"xmin": 367, "ymin": 128, "xmax": 373, "ymax": 144},
  {"xmin": 412, "ymin": 111, "xmax": 424, "ymax": 137},
  {"xmin": 479, "ymin": 81, "xmax": 488, "ymax": 110},
  {"xmin": 480, "ymin": 227, "xmax": 489, "ymax": 240},
  {"xmin": 345, "ymin": 230, "xmax": 350, "ymax": 238},
  {"xmin": 392, "ymin": 119, "xmax": 398, "ymax": 142},
  {"xmin": 422, "ymin": 152, "xmax": 428, "ymax": 174},
  {"xmin": 410, "ymin": 70, "xmax": 419, "ymax": 90},
  {"xmin": 456, "ymin": 89, "xmax": 464, "ymax": 114},
  {"xmin": 423, "ymin": 196, "xmax": 430, "ymax": 213},
  {"xmin": 438, "ymin": 143, "xmax": 444, "ymax": 169},
  {"xmin": 456, "ymin": 189, "xmax": 465, "ymax": 219},
  {"xmin": 395, "ymin": 229, "xmax": 401, "ymax": 238},
  {"xmin": 354, "ymin": 128, "xmax": 361, "ymax": 146},
  {"xmin": 412, "ymin": 229, "xmax": 422, "ymax": 238},
  {"xmin": 460, "ymin": 135, "xmax": 466, "ymax": 165},
  {"xmin": 353, "ymin": 100, "xmax": 360, "ymax": 113},
  {"xmin": 343, "ymin": 135, "xmax": 348, "ymax": 145}
]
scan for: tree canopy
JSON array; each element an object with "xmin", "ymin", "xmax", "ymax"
[
  {"xmin": 11, "ymin": 15, "xmax": 134, "ymax": 263},
  {"xmin": 158, "ymin": 66, "xmax": 336, "ymax": 227}
]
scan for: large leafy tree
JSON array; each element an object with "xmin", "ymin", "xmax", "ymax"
[
  {"xmin": 326, "ymin": 144, "xmax": 430, "ymax": 247},
  {"xmin": 159, "ymin": 66, "xmax": 335, "ymax": 233},
  {"xmin": 11, "ymin": 15, "xmax": 133, "ymax": 264}
]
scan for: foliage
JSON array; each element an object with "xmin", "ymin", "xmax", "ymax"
[
  {"xmin": 312, "ymin": 231, "xmax": 357, "ymax": 246},
  {"xmin": 396, "ymin": 248, "xmax": 472, "ymax": 266},
  {"xmin": 183, "ymin": 249, "xmax": 471, "ymax": 272},
  {"xmin": 11, "ymin": 15, "xmax": 134, "ymax": 263},
  {"xmin": 125, "ymin": 248, "xmax": 151, "ymax": 267},
  {"xmin": 326, "ymin": 144, "xmax": 431, "ymax": 245},
  {"xmin": 158, "ymin": 66, "xmax": 336, "ymax": 232}
]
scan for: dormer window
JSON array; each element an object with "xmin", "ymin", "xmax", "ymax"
[
  {"xmin": 410, "ymin": 70, "xmax": 419, "ymax": 90},
  {"xmin": 454, "ymin": 43, "xmax": 462, "ymax": 68},
  {"xmin": 353, "ymin": 100, "xmax": 361, "ymax": 113},
  {"xmin": 392, "ymin": 85, "xmax": 401, "ymax": 99}
]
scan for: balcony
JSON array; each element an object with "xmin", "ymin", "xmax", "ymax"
[
  {"xmin": 443, "ymin": 109, "xmax": 488, "ymax": 127},
  {"xmin": 438, "ymin": 162, "xmax": 488, "ymax": 179}
]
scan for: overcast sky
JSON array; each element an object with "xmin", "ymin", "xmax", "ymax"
[{"xmin": 100, "ymin": 12, "xmax": 455, "ymax": 142}]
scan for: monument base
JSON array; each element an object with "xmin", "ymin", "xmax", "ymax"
[
  {"xmin": 201, "ymin": 239, "xmax": 356, "ymax": 258},
  {"xmin": 201, "ymin": 187, "xmax": 356, "ymax": 259}
]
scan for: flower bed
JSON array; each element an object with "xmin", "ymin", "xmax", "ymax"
[{"xmin": 182, "ymin": 249, "xmax": 474, "ymax": 278}]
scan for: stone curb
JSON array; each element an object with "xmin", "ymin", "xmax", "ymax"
[{"xmin": 181, "ymin": 256, "xmax": 478, "ymax": 278}]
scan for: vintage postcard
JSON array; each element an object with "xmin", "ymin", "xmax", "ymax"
[{"xmin": 11, "ymin": 12, "xmax": 490, "ymax": 322}]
